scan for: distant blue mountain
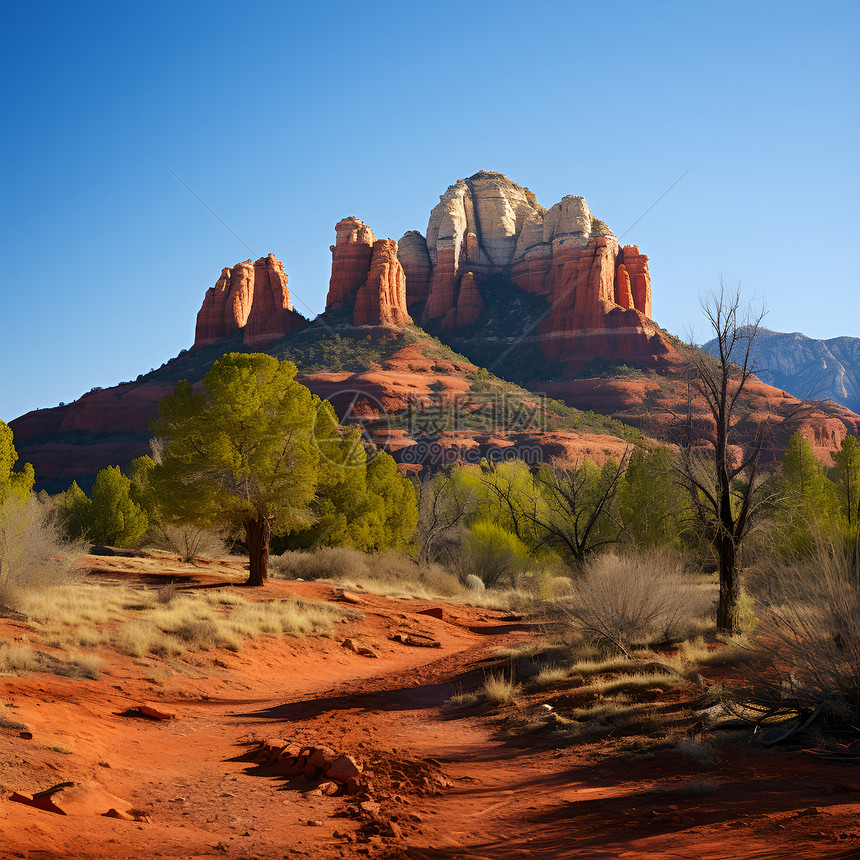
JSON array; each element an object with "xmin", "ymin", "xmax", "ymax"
[{"xmin": 702, "ymin": 328, "xmax": 860, "ymax": 414}]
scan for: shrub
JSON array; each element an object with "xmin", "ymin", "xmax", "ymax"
[
  {"xmin": 465, "ymin": 573, "xmax": 485, "ymax": 592},
  {"xmin": 462, "ymin": 521, "xmax": 531, "ymax": 588},
  {"xmin": 0, "ymin": 643, "xmax": 39, "ymax": 674},
  {"xmin": 737, "ymin": 546, "xmax": 860, "ymax": 722},
  {"xmin": 559, "ymin": 550, "xmax": 711, "ymax": 652},
  {"xmin": 152, "ymin": 525, "xmax": 227, "ymax": 564},
  {"xmin": 0, "ymin": 495, "xmax": 82, "ymax": 610},
  {"xmin": 270, "ymin": 547, "xmax": 462, "ymax": 599},
  {"xmin": 482, "ymin": 673, "xmax": 520, "ymax": 705}
]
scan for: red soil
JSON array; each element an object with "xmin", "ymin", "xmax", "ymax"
[{"xmin": 1, "ymin": 560, "xmax": 858, "ymax": 858}]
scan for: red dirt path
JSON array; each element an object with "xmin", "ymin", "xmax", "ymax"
[{"xmin": 1, "ymin": 560, "xmax": 858, "ymax": 858}]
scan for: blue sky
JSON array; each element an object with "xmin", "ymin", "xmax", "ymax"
[{"xmin": 2, "ymin": 0, "xmax": 858, "ymax": 422}]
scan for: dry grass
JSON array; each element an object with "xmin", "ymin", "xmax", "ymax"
[
  {"xmin": 446, "ymin": 688, "xmax": 481, "ymax": 707},
  {"xmin": 66, "ymin": 652, "xmax": 103, "ymax": 679},
  {"xmin": 150, "ymin": 525, "xmax": 227, "ymax": 564},
  {"xmin": 271, "ymin": 547, "xmax": 533, "ymax": 610},
  {"xmin": 585, "ymin": 671, "xmax": 681, "ymax": 697},
  {"xmin": 558, "ymin": 550, "xmax": 712, "ymax": 652},
  {"xmin": 568, "ymin": 655, "xmax": 638, "ymax": 677},
  {"xmin": 127, "ymin": 592, "xmax": 339, "ymax": 655},
  {"xmin": 15, "ymin": 576, "xmax": 343, "ymax": 663},
  {"xmin": 674, "ymin": 735, "xmax": 719, "ymax": 766},
  {"xmin": 482, "ymin": 673, "xmax": 521, "ymax": 705},
  {"xmin": 0, "ymin": 495, "xmax": 85, "ymax": 610},
  {"xmin": 570, "ymin": 699, "xmax": 644, "ymax": 724},
  {"xmin": 0, "ymin": 643, "xmax": 39, "ymax": 674},
  {"xmin": 532, "ymin": 664, "xmax": 572, "ymax": 687},
  {"xmin": 271, "ymin": 547, "xmax": 462, "ymax": 598},
  {"xmin": 736, "ymin": 546, "xmax": 860, "ymax": 722}
]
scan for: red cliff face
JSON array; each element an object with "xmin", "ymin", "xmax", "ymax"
[
  {"xmin": 353, "ymin": 239, "xmax": 412, "ymax": 327},
  {"xmin": 242, "ymin": 254, "xmax": 304, "ymax": 346},
  {"xmin": 193, "ymin": 261, "xmax": 255, "ymax": 347},
  {"xmin": 400, "ymin": 171, "xmax": 665, "ymax": 368},
  {"xmin": 327, "ymin": 221, "xmax": 412, "ymax": 328},
  {"xmin": 327, "ymin": 217, "xmax": 376, "ymax": 311},
  {"xmin": 397, "ymin": 230, "xmax": 432, "ymax": 311},
  {"xmin": 193, "ymin": 253, "xmax": 305, "ymax": 349}
]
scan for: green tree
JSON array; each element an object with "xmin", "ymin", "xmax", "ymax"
[
  {"xmin": 58, "ymin": 480, "xmax": 93, "ymax": 540},
  {"xmin": 414, "ymin": 466, "xmax": 477, "ymax": 565},
  {"xmin": 778, "ymin": 432, "xmax": 842, "ymax": 555},
  {"xmin": 284, "ymin": 418, "xmax": 417, "ymax": 553},
  {"xmin": 482, "ymin": 457, "xmax": 627, "ymax": 567},
  {"xmin": 617, "ymin": 447, "xmax": 686, "ymax": 549},
  {"xmin": 832, "ymin": 434, "xmax": 860, "ymax": 537},
  {"xmin": 89, "ymin": 466, "xmax": 149, "ymax": 546},
  {"xmin": 0, "ymin": 420, "xmax": 35, "ymax": 505},
  {"xmin": 463, "ymin": 520, "xmax": 531, "ymax": 587},
  {"xmin": 59, "ymin": 467, "xmax": 148, "ymax": 546},
  {"xmin": 128, "ymin": 454, "xmax": 160, "ymax": 523},
  {"xmin": 150, "ymin": 353, "xmax": 322, "ymax": 586},
  {"xmin": 360, "ymin": 451, "xmax": 418, "ymax": 552}
]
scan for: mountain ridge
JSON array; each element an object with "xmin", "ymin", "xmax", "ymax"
[
  {"xmin": 9, "ymin": 170, "xmax": 860, "ymax": 492},
  {"xmin": 702, "ymin": 327, "xmax": 860, "ymax": 413}
]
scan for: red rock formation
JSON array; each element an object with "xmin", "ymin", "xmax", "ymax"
[
  {"xmin": 193, "ymin": 254, "xmax": 305, "ymax": 349},
  {"xmin": 615, "ymin": 264, "xmax": 634, "ymax": 310},
  {"xmin": 620, "ymin": 245, "xmax": 652, "ymax": 317},
  {"xmin": 353, "ymin": 239, "xmax": 412, "ymax": 328},
  {"xmin": 243, "ymin": 254, "xmax": 304, "ymax": 345},
  {"xmin": 402, "ymin": 171, "xmax": 660, "ymax": 368},
  {"xmin": 194, "ymin": 261, "xmax": 255, "ymax": 347},
  {"xmin": 327, "ymin": 217, "xmax": 376, "ymax": 311},
  {"xmin": 397, "ymin": 231, "xmax": 432, "ymax": 310},
  {"xmin": 455, "ymin": 272, "xmax": 484, "ymax": 328}
]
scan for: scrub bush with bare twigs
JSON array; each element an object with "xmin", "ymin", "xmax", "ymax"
[
  {"xmin": 558, "ymin": 550, "xmax": 712, "ymax": 653},
  {"xmin": 736, "ymin": 546, "xmax": 860, "ymax": 723}
]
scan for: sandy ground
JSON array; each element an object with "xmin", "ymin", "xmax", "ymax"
[{"xmin": 1, "ymin": 558, "xmax": 859, "ymax": 859}]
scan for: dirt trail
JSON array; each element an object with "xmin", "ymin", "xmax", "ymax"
[{"xmin": 1, "ymin": 571, "xmax": 859, "ymax": 859}]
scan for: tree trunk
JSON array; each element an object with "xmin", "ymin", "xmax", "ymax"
[
  {"xmin": 244, "ymin": 515, "xmax": 271, "ymax": 586},
  {"xmin": 716, "ymin": 537, "xmax": 739, "ymax": 634}
]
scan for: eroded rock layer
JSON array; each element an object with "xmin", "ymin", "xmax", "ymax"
[
  {"xmin": 193, "ymin": 253, "xmax": 304, "ymax": 349},
  {"xmin": 398, "ymin": 170, "xmax": 660, "ymax": 365},
  {"xmin": 327, "ymin": 217, "xmax": 376, "ymax": 311},
  {"xmin": 354, "ymin": 239, "xmax": 412, "ymax": 327},
  {"xmin": 327, "ymin": 223, "xmax": 412, "ymax": 327}
]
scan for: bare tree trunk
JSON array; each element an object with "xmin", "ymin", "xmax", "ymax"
[
  {"xmin": 244, "ymin": 515, "xmax": 271, "ymax": 586},
  {"xmin": 716, "ymin": 536, "xmax": 739, "ymax": 634}
]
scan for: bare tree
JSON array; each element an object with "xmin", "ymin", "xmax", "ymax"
[
  {"xmin": 677, "ymin": 283, "xmax": 768, "ymax": 634},
  {"xmin": 414, "ymin": 469, "xmax": 474, "ymax": 566},
  {"xmin": 483, "ymin": 457, "xmax": 628, "ymax": 568}
]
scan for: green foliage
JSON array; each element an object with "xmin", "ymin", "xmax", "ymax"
[
  {"xmin": 463, "ymin": 520, "xmax": 531, "ymax": 588},
  {"xmin": 0, "ymin": 420, "xmax": 35, "ymax": 505},
  {"xmin": 832, "ymin": 434, "xmax": 860, "ymax": 534},
  {"xmin": 60, "ymin": 467, "xmax": 148, "ymax": 546},
  {"xmin": 89, "ymin": 466, "xmax": 148, "ymax": 546},
  {"xmin": 58, "ymin": 481, "xmax": 91, "ymax": 540},
  {"xmin": 616, "ymin": 447, "xmax": 687, "ymax": 549},
  {"xmin": 128, "ymin": 455, "xmax": 160, "ymax": 525},
  {"xmin": 285, "ymin": 428, "xmax": 417, "ymax": 554},
  {"xmin": 453, "ymin": 456, "xmax": 626, "ymax": 567},
  {"xmin": 362, "ymin": 451, "xmax": 418, "ymax": 552},
  {"xmin": 151, "ymin": 353, "xmax": 320, "ymax": 536},
  {"xmin": 777, "ymin": 432, "xmax": 842, "ymax": 556},
  {"xmin": 273, "ymin": 331, "xmax": 402, "ymax": 373}
]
